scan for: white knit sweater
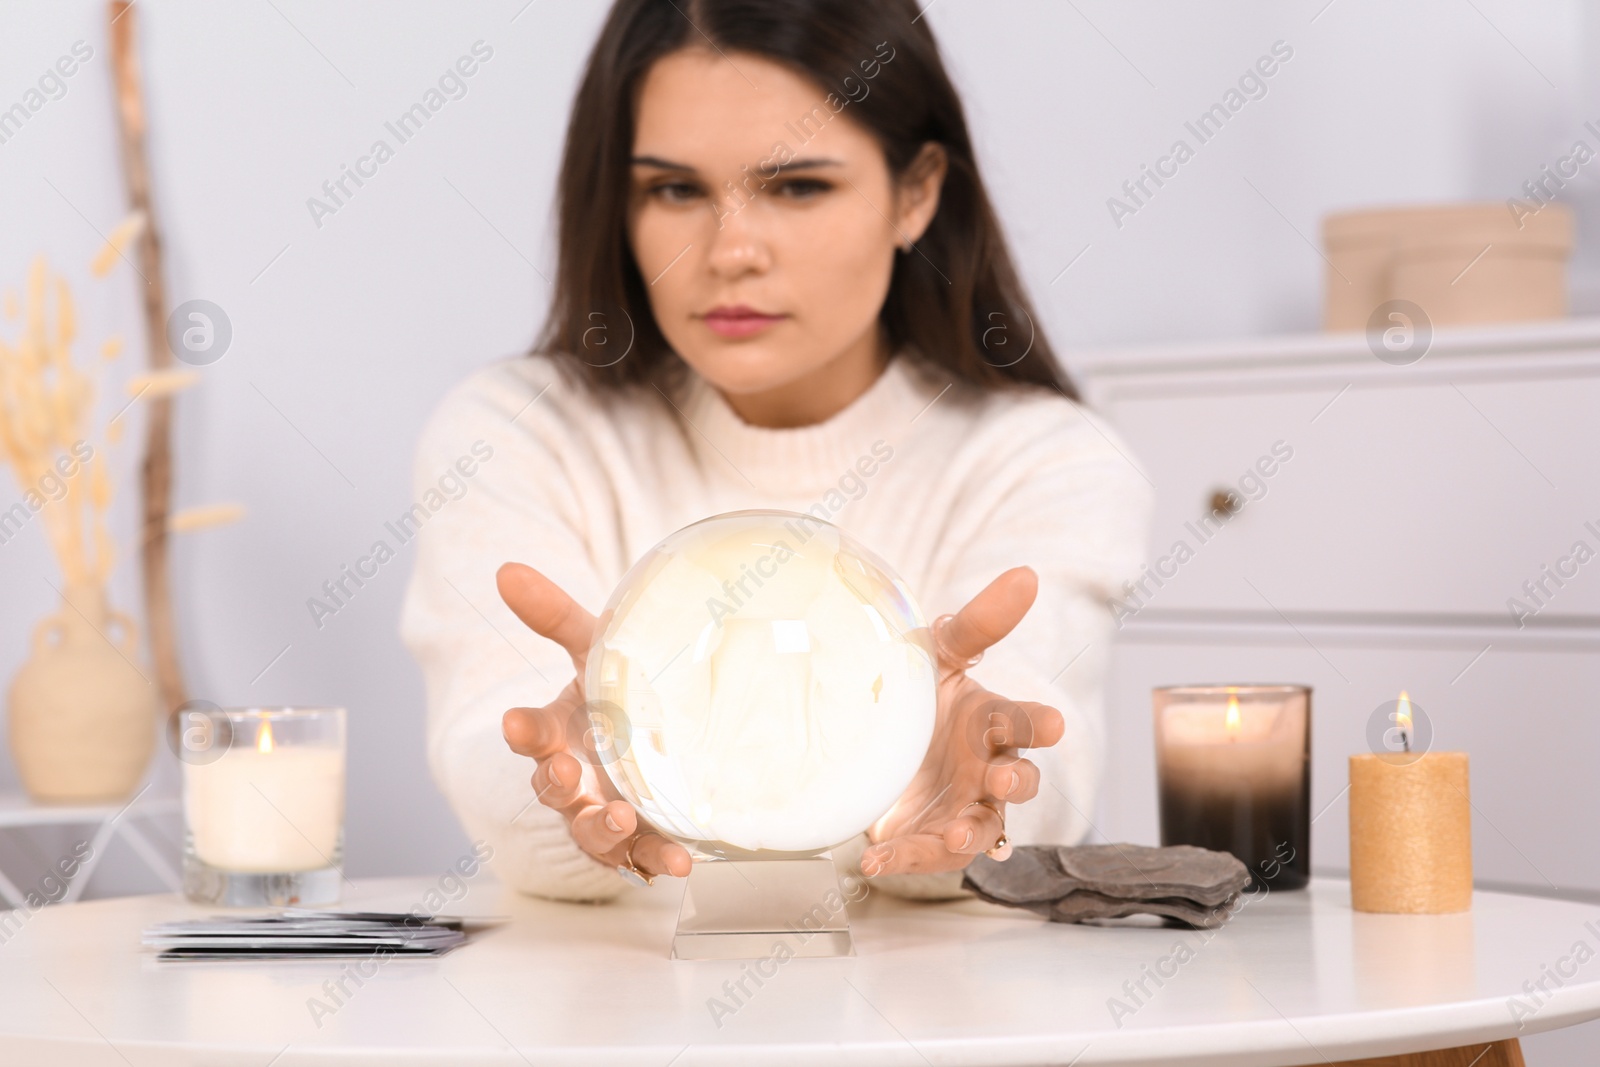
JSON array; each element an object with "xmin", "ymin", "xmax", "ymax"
[{"xmin": 398, "ymin": 348, "xmax": 1151, "ymax": 902}]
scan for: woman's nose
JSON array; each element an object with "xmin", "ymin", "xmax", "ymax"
[{"xmin": 705, "ymin": 205, "xmax": 773, "ymax": 276}]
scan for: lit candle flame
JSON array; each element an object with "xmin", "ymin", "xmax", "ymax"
[
  {"xmin": 257, "ymin": 718, "xmax": 275, "ymax": 754},
  {"xmin": 1396, "ymin": 690, "xmax": 1412, "ymax": 752},
  {"xmin": 1225, "ymin": 693, "xmax": 1241, "ymax": 740}
]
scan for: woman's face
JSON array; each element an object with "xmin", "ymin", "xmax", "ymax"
[{"xmin": 628, "ymin": 48, "xmax": 945, "ymax": 426}]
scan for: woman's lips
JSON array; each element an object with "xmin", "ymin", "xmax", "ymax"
[{"xmin": 702, "ymin": 307, "xmax": 786, "ymax": 339}]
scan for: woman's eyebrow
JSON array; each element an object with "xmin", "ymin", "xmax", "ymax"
[
  {"xmin": 772, "ymin": 157, "xmax": 843, "ymax": 170},
  {"xmin": 631, "ymin": 155, "xmax": 694, "ymax": 170},
  {"xmin": 630, "ymin": 155, "xmax": 844, "ymax": 171}
]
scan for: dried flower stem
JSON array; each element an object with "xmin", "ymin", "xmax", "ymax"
[{"xmin": 0, "ymin": 259, "xmax": 110, "ymax": 591}]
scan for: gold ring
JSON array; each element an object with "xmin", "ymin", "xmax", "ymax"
[
  {"xmin": 932, "ymin": 614, "xmax": 983, "ymax": 670},
  {"xmin": 615, "ymin": 835, "xmax": 655, "ymax": 888},
  {"xmin": 960, "ymin": 799, "xmax": 1009, "ymax": 858}
]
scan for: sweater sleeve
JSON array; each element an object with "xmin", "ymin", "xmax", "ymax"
[
  {"xmin": 398, "ymin": 360, "xmax": 631, "ymax": 902},
  {"xmin": 849, "ymin": 395, "xmax": 1154, "ymax": 901}
]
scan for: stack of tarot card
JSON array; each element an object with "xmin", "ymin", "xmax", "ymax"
[{"xmin": 142, "ymin": 910, "xmax": 471, "ymax": 961}]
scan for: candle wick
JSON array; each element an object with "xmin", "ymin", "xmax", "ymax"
[{"xmin": 1402, "ymin": 731, "xmax": 1410, "ymax": 754}]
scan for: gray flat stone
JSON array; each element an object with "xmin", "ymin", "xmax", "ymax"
[
  {"xmin": 961, "ymin": 843, "xmax": 1252, "ymax": 929},
  {"xmin": 956, "ymin": 842, "xmax": 1067, "ymax": 904},
  {"xmin": 1052, "ymin": 844, "xmax": 1249, "ymax": 907},
  {"xmin": 1049, "ymin": 888, "xmax": 1240, "ymax": 929}
]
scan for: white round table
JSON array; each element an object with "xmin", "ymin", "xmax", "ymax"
[{"xmin": 1, "ymin": 874, "xmax": 1597, "ymax": 1066}]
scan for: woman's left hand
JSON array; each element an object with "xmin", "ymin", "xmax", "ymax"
[{"xmin": 861, "ymin": 566, "xmax": 1065, "ymax": 877}]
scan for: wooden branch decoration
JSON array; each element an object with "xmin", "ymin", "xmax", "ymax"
[{"xmin": 109, "ymin": 0, "xmax": 186, "ymax": 713}]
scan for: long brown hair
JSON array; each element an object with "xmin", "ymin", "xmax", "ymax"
[{"xmin": 535, "ymin": 0, "xmax": 1079, "ymax": 401}]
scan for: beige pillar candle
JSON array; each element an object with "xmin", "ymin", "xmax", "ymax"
[{"xmin": 1348, "ymin": 750, "xmax": 1472, "ymax": 913}]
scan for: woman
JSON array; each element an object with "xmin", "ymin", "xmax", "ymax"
[{"xmin": 400, "ymin": 0, "xmax": 1150, "ymax": 902}]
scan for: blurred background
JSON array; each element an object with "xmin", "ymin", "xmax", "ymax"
[{"xmin": 1, "ymin": 1, "xmax": 1597, "ymax": 1060}]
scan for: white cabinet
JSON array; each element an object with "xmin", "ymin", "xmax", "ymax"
[{"xmin": 1079, "ymin": 317, "xmax": 1600, "ymax": 895}]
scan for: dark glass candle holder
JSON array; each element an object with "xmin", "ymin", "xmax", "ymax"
[{"xmin": 1154, "ymin": 684, "xmax": 1311, "ymax": 891}]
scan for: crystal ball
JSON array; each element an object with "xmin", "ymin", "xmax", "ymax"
[{"xmin": 584, "ymin": 509, "xmax": 938, "ymax": 859}]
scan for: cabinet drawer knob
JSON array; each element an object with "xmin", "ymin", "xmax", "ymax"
[{"xmin": 1209, "ymin": 489, "xmax": 1242, "ymax": 517}]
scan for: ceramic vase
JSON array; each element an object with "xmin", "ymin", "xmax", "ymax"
[{"xmin": 8, "ymin": 584, "xmax": 157, "ymax": 802}]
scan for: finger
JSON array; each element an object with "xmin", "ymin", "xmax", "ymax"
[
  {"xmin": 986, "ymin": 758, "xmax": 1040, "ymax": 803},
  {"xmin": 938, "ymin": 567, "xmax": 1038, "ymax": 668},
  {"xmin": 628, "ymin": 832, "xmax": 694, "ymax": 879},
  {"xmin": 503, "ymin": 705, "xmax": 567, "ymax": 760},
  {"xmin": 942, "ymin": 803, "xmax": 1005, "ymax": 856},
  {"xmin": 862, "ymin": 834, "xmax": 964, "ymax": 876},
  {"xmin": 531, "ymin": 751, "xmax": 586, "ymax": 809},
  {"xmin": 496, "ymin": 562, "xmax": 597, "ymax": 666},
  {"xmin": 571, "ymin": 800, "xmax": 636, "ymax": 855},
  {"xmin": 985, "ymin": 700, "xmax": 1065, "ymax": 753},
  {"xmin": 960, "ymin": 697, "xmax": 1062, "ymax": 764},
  {"xmin": 1017, "ymin": 700, "xmax": 1065, "ymax": 750}
]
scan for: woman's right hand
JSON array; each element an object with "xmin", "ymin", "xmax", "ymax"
[{"xmin": 496, "ymin": 562, "xmax": 693, "ymax": 884}]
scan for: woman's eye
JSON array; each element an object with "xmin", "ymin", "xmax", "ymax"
[
  {"xmin": 775, "ymin": 178, "xmax": 831, "ymax": 200},
  {"xmin": 649, "ymin": 181, "xmax": 702, "ymax": 204}
]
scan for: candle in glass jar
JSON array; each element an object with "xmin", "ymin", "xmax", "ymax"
[
  {"xmin": 1154, "ymin": 685, "xmax": 1311, "ymax": 889},
  {"xmin": 183, "ymin": 715, "xmax": 345, "ymax": 873}
]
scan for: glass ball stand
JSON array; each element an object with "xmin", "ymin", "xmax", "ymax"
[{"xmin": 672, "ymin": 853, "xmax": 854, "ymax": 961}]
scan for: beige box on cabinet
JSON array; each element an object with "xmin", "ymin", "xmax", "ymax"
[{"xmin": 1323, "ymin": 202, "xmax": 1573, "ymax": 330}]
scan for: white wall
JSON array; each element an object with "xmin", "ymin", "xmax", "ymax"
[{"xmin": 2, "ymin": 0, "xmax": 1595, "ymax": 1061}]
